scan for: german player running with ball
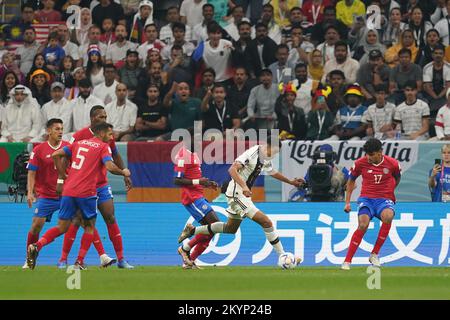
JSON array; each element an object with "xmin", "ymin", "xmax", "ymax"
[{"xmin": 342, "ymin": 138, "xmax": 401, "ymax": 270}]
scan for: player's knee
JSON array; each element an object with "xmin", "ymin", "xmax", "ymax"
[
  {"xmin": 30, "ymin": 224, "xmax": 42, "ymax": 234},
  {"xmin": 104, "ymin": 215, "xmax": 115, "ymax": 224},
  {"xmin": 358, "ymin": 222, "xmax": 369, "ymax": 232}
]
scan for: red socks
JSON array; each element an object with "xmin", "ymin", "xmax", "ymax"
[
  {"xmin": 372, "ymin": 223, "xmax": 391, "ymax": 255},
  {"xmin": 60, "ymin": 224, "xmax": 80, "ymax": 261},
  {"xmin": 188, "ymin": 234, "xmax": 205, "ymax": 249},
  {"xmin": 77, "ymin": 232, "xmax": 94, "ymax": 263},
  {"xmin": 344, "ymin": 229, "xmax": 365, "ymax": 263},
  {"xmin": 27, "ymin": 232, "xmax": 39, "ymax": 253},
  {"xmin": 36, "ymin": 227, "xmax": 63, "ymax": 251},
  {"xmin": 107, "ymin": 222, "xmax": 123, "ymax": 261},
  {"xmin": 93, "ymin": 228, "xmax": 105, "ymax": 256},
  {"xmin": 190, "ymin": 234, "xmax": 213, "ymax": 261}
]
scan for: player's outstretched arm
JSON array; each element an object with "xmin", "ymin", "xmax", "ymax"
[
  {"xmin": 344, "ymin": 179, "xmax": 356, "ymax": 213},
  {"xmin": 270, "ymin": 171, "xmax": 304, "ymax": 187},
  {"xmin": 105, "ymin": 160, "xmax": 131, "ymax": 177},
  {"xmin": 173, "ymin": 177, "xmax": 218, "ymax": 189}
]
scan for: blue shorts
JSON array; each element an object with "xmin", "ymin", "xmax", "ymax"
[
  {"xmin": 34, "ymin": 198, "xmax": 60, "ymax": 222},
  {"xmin": 59, "ymin": 196, "xmax": 98, "ymax": 221},
  {"xmin": 97, "ymin": 185, "xmax": 113, "ymax": 205},
  {"xmin": 357, "ymin": 197, "xmax": 395, "ymax": 221},
  {"xmin": 184, "ymin": 198, "xmax": 213, "ymax": 222}
]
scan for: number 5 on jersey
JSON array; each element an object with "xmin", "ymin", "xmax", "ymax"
[{"xmin": 72, "ymin": 147, "xmax": 89, "ymax": 170}]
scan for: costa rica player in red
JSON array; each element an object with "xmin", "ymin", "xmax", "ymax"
[
  {"xmin": 27, "ymin": 122, "xmax": 131, "ymax": 270},
  {"xmin": 342, "ymin": 138, "xmax": 401, "ymax": 270},
  {"xmin": 173, "ymin": 139, "xmax": 220, "ymax": 269},
  {"xmin": 58, "ymin": 105, "xmax": 134, "ymax": 269},
  {"xmin": 23, "ymin": 119, "xmax": 70, "ymax": 269}
]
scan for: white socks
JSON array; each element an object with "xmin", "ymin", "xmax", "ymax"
[{"xmin": 264, "ymin": 227, "xmax": 284, "ymax": 255}]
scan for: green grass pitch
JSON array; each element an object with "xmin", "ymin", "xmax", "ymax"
[{"xmin": 1, "ymin": 266, "xmax": 449, "ymax": 299}]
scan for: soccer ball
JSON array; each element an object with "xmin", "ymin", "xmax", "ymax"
[{"xmin": 278, "ymin": 252, "xmax": 297, "ymax": 269}]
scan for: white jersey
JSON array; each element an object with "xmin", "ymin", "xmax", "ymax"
[{"xmin": 226, "ymin": 145, "xmax": 275, "ymax": 197}]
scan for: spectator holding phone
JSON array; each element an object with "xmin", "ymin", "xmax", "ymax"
[{"xmin": 429, "ymin": 144, "xmax": 450, "ymax": 202}]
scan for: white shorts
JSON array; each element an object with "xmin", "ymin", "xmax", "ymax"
[{"xmin": 225, "ymin": 194, "xmax": 259, "ymax": 220}]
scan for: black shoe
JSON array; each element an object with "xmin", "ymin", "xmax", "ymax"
[{"xmin": 27, "ymin": 244, "xmax": 39, "ymax": 270}]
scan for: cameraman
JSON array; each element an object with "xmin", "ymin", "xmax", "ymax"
[
  {"xmin": 302, "ymin": 144, "xmax": 349, "ymax": 202},
  {"xmin": 429, "ymin": 144, "xmax": 450, "ymax": 202}
]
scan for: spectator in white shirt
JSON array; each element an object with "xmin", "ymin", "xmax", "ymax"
[
  {"xmin": 322, "ymin": 40, "xmax": 359, "ymax": 84},
  {"xmin": 223, "ymin": 5, "xmax": 248, "ymax": 42},
  {"xmin": 136, "ymin": 23, "xmax": 166, "ymax": 66},
  {"xmin": 104, "ymin": 83, "xmax": 137, "ymax": 141},
  {"xmin": 316, "ymin": 25, "xmax": 342, "ymax": 64},
  {"xmin": 202, "ymin": 22, "xmax": 233, "ymax": 84},
  {"xmin": 256, "ymin": 3, "xmax": 282, "ymax": 45},
  {"xmin": 159, "ymin": 6, "xmax": 192, "ymax": 45},
  {"xmin": 192, "ymin": 3, "xmax": 215, "ymax": 45},
  {"xmin": 78, "ymin": 25, "xmax": 108, "ymax": 67},
  {"xmin": 15, "ymin": 27, "xmax": 41, "ymax": 76},
  {"xmin": 57, "ymin": 24, "xmax": 80, "ymax": 63},
  {"xmin": 70, "ymin": 78, "xmax": 104, "ymax": 133},
  {"xmin": 106, "ymin": 24, "xmax": 138, "ymax": 67},
  {"xmin": 92, "ymin": 64, "xmax": 120, "ymax": 105},
  {"xmin": 180, "ymin": 0, "xmax": 206, "ymax": 28},
  {"xmin": 434, "ymin": 87, "xmax": 450, "ymax": 140},
  {"xmin": 0, "ymin": 85, "xmax": 43, "ymax": 142},
  {"xmin": 41, "ymin": 82, "xmax": 73, "ymax": 138},
  {"xmin": 434, "ymin": 0, "xmax": 450, "ymax": 46},
  {"xmin": 160, "ymin": 22, "xmax": 196, "ymax": 64}
]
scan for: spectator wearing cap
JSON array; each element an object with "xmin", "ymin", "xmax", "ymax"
[
  {"xmin": 247, "ymin": 68, "xmax": 280, "ymax": 130},
  {"xmin": 41, "ymin": 82, "xmax": 73, "ymax": 137},
  {"xmin": 434, "ymin": 88, "xmax": 450, "ymax": 140},
  {"xmin": 268, "ymin": 44, "xmax": 296, "ymax": 85},
  {"xmin": 105, "ymin": 24, "xmax": 138, "ymax": 67},
  {"xmin": 322, "ymin": 40, "xmax": 359, "ymax": 84},
  {"xmin": 422, "ymin": 44, "xmax": 450, "ymax": 117},
  {"xmin": 328, "ymin": 84, "xmax": 367, "ymax": 140},
  {"xmin": 136, "ymin": 24, "xmax": 165, "ymax": 67},
  {"xmin": 336, "ymin": 0, "xmax": 366, "ymax": 27},
  {"xmin": 69, "ymin": 78, "xmax": 103, "ymax": 133},
  {"xmin": 104, "ymin": 83, "xmax": 138, "ymax": 141},
  {"xmin": 192, "ymin": 3, "xmax": 216, "ymax": 45},
  {"xmin": 92, "ymin": 0, "xmax": 125, "ymax": 28},
  {"xmin": 350, "ymin": 29, "xmax": 386, "ymax": 67},
  {"xmin": 356, "ymin": 49, "xmax": 391, "ymax": 104},
  {"xmin": 292, "ymin": 63, "xmax": 319, "ymax": 115},
  {"xmin": 159, "ymin": 6, "xmax": 193, "ymax": 45},
  {"xmin": 389, "ymin": 47, "xmax": 423, "ymax": 105},
  {"xmin": 85, "ymin": 45, "xmax": 105, "ymax": 88},
  {"xmin": 93, "ymin": 64, "xmax": 119, "ymax": 105},
  {"xmin": 275, "ymin": 82, "xmax": 307, "ymax": 140},
  {"xmin": 161, "ymin": 22, "xmax": 196, "ymax": 65},
  {"xmin": 393, "ymin": 80, "xmax": 430, "ymax": 140},
  {"xmin": 361, "ymin": 84, "xmax": 396, "ymax": 140},
  {"xmin": 306, "ymin": 84, "xmax": 335, "ymax": 140},
  {"xmin": 78, "ymin": 25, "xmax": 108, "ymax": 68},
  {"xmin": 0, "ymin": 85, "xmax": 43, "ymax": 143},
  {"xmin": 245, "ymin": 22, "xmax": 278, "ymax": 79},
  {"xmin": 29, "ymin": 69, "xmax": 52, "ymax": 107},
  {"xmin": 118, "ymin": 49, "xmax": 143, "ymax": 101},
  {"xmin": 129, "ymin": 0, "xmax": 154, "ymax": 44}
]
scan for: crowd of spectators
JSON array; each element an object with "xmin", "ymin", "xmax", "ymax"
[{"xmin": 1, "ymin": 0, "xmax": 450, "ymax": 142}]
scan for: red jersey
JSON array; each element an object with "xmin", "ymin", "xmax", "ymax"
[
  {"xmin": 27, "ymin": 140, "xmax": 71, "ymax": 199},
  {"xmin": 71, "ymin": 126, "xmax": 118, "ymax": 188},
  {"xmin": 174, "ymin": 147, "xmax": 204, "ymax": 205},
  {"xmin": 349, "ymin": 155, "xmax": 401, "ymax": 202},
  {"xmin": 302, "ymin": 0, "xmax": 332, "ymax": 24},
  {"xmin": 62, "ymin": 137, "xmax": 112, "ymax": 198}
]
